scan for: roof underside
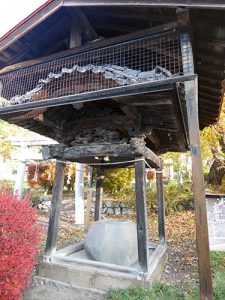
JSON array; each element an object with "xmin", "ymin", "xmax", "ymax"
[{"xmin": 0, "ymin": 3, "xmax": 224, "ymax": 154}]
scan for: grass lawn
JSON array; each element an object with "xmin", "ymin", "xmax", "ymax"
[
  {"xmin": 106, "ymin": 251, "xmax": 225, "ymax": 300},
  {"xmin": 106, "ymin": 211, "xmax": 225, "ymax": 300}
]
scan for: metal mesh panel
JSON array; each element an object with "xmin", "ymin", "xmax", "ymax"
[{"xmin": 0, "ymin": 29, "xmax": 191, "ymax": 106}]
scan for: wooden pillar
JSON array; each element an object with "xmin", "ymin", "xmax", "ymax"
[
  {"xmin": 84, "ymin": 188, "xmax": 92, "ymax": 233},
  {"xmin": 94, "ymin": 167, "xmax": 104, "ymax": 221},
  {"xmin": 45, "ymin": 161, "xmax": 65, "ymax": 256},
  {"xmin": 177, "ymin": 8, "xmax": 213, "ymax": 298},
  {"xmin": 185, "ymin": 78, "xmax": 213, "ymax": 300},
  {"xmin": 135, "ymin": 159, "xmax": 149, "ymax": 273},
  {"xmin": 156, "ymin": 160, "xmax": 166, "ymax": 244}
]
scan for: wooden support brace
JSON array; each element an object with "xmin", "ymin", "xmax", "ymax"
[
  {"xmin": 45, "ymin": 161, "xmax": 66, "ymax": 256},
  {"xmin": 130, "ymin": 137, "xmax": 161, "ymax": 168},
  {"xmin": 177, "ymin": 8, "xmax": 213, "ymax": 299},
  {"xmin": 156, "ymin": 159, "xmax": 166, "ymax": 244},
  {"xmin": 94, "ymin": 167, "xmax": 104, "ymax": 221},
  {"xmin": 185, "ymin": 78, "xmax": 213, "ymax": 300},
  {"xmin": 135, "ymin": 159, "xmax": 149, "ymax": 273}
]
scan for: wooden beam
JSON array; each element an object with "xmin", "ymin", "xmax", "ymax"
[
  {"xmin": 70, "ymin": 14, "xmax": 82, "ymax": 48},
  {"xmin": 66, "ymin": 115, "xmax": 132, "ymax": 135},
  {"xmin": 94, "ymin": 23, "xmax": 139, "ymax": 33},
  {"xmin": 75, "ymin": 8, "xmax": 98, "ymax": 40},
  {"xmin": 135, "ymin": 158, "xmax": 149, "ymax": 273},
  {"xmin": 196, "ymin": 52, "xmax": 225, "ymax": 67},
  {"xmin": 178, "ymin": 9, "xmax": 213, "ymax": 298},
  {"xmin": 146, "ymin": 130, "xmax": 160, "ymax": 149},
  {"xmin": 144, "ymin": 147, "xmax": 161, "ymax": 168},
  {"xmin": 96, "ymin": 10, "xmax": 175, "ymax": 23},
  {"xmin": 45, "ymin": 161, "xmax": 65, "ymax": 256},
  {"xmin": 122, "ymin": 99, "xmax": 173, "ymax": 106},
  {"xmin": 156, "ymin": 159, "xmax": 166, "ymax": 244},
  {"xmin": 185, "ymin": 78, "xmax": 213, "ymax": 300},
  {"xmin": 43, "ymin": 139, "xmax": 161, "ymax": 168},
  {"xmin": 94, "ymin": 168, "xmax": 104, "ymax": 221},
  {"xmin": 196, "ymin": 39, "xmax": 225, "ymax": 49},
  {"xmin": 197, "ymin": 65, "xmax": 225, "ymax": 77},
  {"xmin": 199, "ymin": 91, "xmax": 220, "ymax": 101},
  {"xmin": 63, "ymin": 0, "xmax": 225, "ymax": 9},
  {"xmin": 130, "ymin": 137, "xmax": 161, "ymax": 168},
  {"xmin": 120, "ymin": 104, "xmax": 142, "ymax": 128},
  {"xmin": 199, "ymin": 85, "xmax": 222, "ymax": 96},
  {"xmin": 8, "ymin": 16, "xmax": 70, "ymax": 66},
  {"xmin": 84, "ymin": 188, "xmax": 92, "ymax": 233},
  {"xmin": 46, "ymin": 144, "xmax": 131, "ymax": 161},
  {"xmin": 173, "ymin": 86, "xmax": 189, "ymax": 147},
  {"xmin": 198, "ymin": 76, "xmax": 222, "ymax": 89}
]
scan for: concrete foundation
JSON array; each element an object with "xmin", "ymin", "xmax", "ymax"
[{"xmin": 38, "ymin": 242, "xmax": 168, "ymax": 292}]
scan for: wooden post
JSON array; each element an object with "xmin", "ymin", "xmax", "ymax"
[
  {"xmin": 45, "ymin": 161, "xmax": 65, "ymax": 256},
  {"xmin": 84, "ymin": 188, "xmax": 92, "ymax": 233},
  {"xmin": 94, "ymin": 167, "xmax": 104, "ymax": 221},
  {"xmin": 185, "ymin": 78, "xmax": 213, "ymax": 300},
  {"xmin": 177, "ymin": 8, "xmax": 213, "ymax": 298},
  {"xmin": 156, "ymin": 159, "xmax": 166, "ymax": 244},
  {"xmin": 135, "ymin": 158, "xmax": 149, "ymax": 273}
]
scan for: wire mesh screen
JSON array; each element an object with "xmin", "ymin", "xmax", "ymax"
[{"xmin": 0, "ymin": 29, "xmax": 192, "ymax": 107}]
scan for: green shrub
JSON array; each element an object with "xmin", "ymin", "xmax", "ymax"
[
  {"xmin": 103, "ymin": 168, "xmax": 134, "ymax": 194},
  {"xmin": 106, "ymin": 181, "xmax": 193, "ymax": 214},
  {"xmin": 164, "ymin": 182, "xmax": 193, "ymax": 213}
]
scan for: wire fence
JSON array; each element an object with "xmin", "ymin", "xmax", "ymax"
[{"xmin": 0, "ymin": 29, "xmax": 191, "ymax": 107}]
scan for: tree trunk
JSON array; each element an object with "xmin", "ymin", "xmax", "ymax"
[{"xmin": 207, "ymin": 159, "xmax": 225, "ymax": 185}]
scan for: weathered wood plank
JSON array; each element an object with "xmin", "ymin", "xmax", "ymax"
[
  {"xmin": 146, "ymin": 130, "xmax": 160, "ymax": 149},
  {"xmin": 130, "ymin": 137, "xmax": 161, "ymax": 168},
  {"xmin": 156, "ymin": 160, "xmax": 166, "ymax": 244},
  {"xmin": 144, "ymin": 147, "xmax": 161, "ymax": 168},
  {"xmin": 178, "ymin": 9, "xmax": 213, "ymax": 299},
  {"xmin": 120, "ymin": 104, "xmax": 142, "ymax": 127},
  {"xmin": 43, "ymin": 139, "xmax": 161, "ymax": 168},
  {"xmin": 45, "ymin": 161, "xmax": 66, "ymax": 256},
  {"xmin": 84, "ymin": 188, "xmax": 92, "ymax": 233},
  {"xmin": 64, "ymin": 144, "xmax": 132, "ymax": 160},
  {"xmin": 135, "ymin": 159, "xmax": 149, "ymax": 273},
  {"xmin": 94, "ymin": 168, "xmax": 104, "ymax": 221},
  {"xmin": 186, "ymin": 78, "xmax": 213, "ymax": 300}
]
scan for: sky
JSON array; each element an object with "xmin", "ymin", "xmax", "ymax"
[{"xmin": 0, "ymin": 0, "xmax": 46, "ymax": 38}]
